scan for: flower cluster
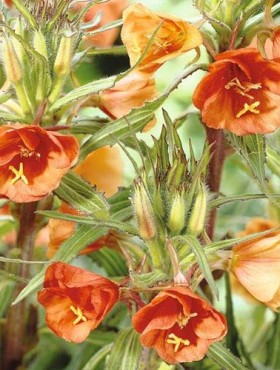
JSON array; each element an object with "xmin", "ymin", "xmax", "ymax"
[{"xmin": 38, "ymin": 262, "xmax": 227, "ymax": 363}]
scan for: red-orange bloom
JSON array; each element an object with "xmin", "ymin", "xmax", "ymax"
[
  {"xmin": 193, "ymin": 48, "xmax": 280, "ymax": 135},
  {"xmin": 38, "ymin": 262, "xmax": 119, "ymax": 343},
  {"xmin": 0, "ymin": 124, "xmax": 79, "ymax": 203},
  {"xmin": 231, "ymin": 218, "xmax": 280, "ymax": 311},
  {"xmin": 132, "ymin": 287, "xmax": 227, "ymax": 364},
  {"xmin": 72, "ymin": 0, "xmax": 128, "ymax": 48},
  {"xmin": 121, "ymin": 4, "xmax": 203, "ymax": 74},
  {"xmin": 94, "ymin": 71, "xmax": 157, "ymax": 131}
]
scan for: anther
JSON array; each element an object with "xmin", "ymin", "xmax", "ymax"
[
  {"xmin": 9, "ymin": 162, "xmax": 28, "ymax": 185},
  {"xmin": 70, "ymin": 305, "xmax": 87, "ymax": 325},
  {"xmin": 236, "ymin": 101, "xmax": 260, "ymax": 118},
  {"xmin": 177, "ymin": 312, "xmax": 198, "ymax": 329},
  {"xmin": 166, "ymin": 333, "xmax": 190, "ymax": 352}
]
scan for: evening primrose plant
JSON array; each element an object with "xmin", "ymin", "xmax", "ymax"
[{"xmin": 1, "ymin": 1, "xmax": 280, "ymax": 370}]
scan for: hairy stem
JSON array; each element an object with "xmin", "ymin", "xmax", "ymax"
[
  {"xmin": 4, "ymin": 202, "xmax": 38, "ymax": 370},
  {"xmin": 206, "ymin": 128, "xmax": 226, "ymax": 239}
]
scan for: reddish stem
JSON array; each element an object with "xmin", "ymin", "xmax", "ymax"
[
  {"xmin": 206, "ymin": 127, "xmax": 226, "ymax": 240},
  {"xmin": 4, "ymin": 202, "xmax": 38, "ymax": 370}
]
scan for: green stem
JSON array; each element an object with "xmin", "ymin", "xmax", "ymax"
[
  {"xmin": 205, "ymin": 128, "xmax": 226, "ymax": 240},
  {"xmin": 4, "ymin": 202, "xmax": 38, "ymax": 370}
]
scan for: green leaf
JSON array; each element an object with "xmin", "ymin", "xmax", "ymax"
[
  {"xmin": 92, "ymin": 248, "xmax": 128, "ymax": 277},
  {"xmin": 81, "ymin": 344, "xmax": 112, "ymax": 370},
  {"xmin": 266, "ymin": 314, "xmax": 280, "ymax": 368},
  {"xmin": 49, "ymin": 75, "xmax": 117, "ymax": 112},
  {"xmin": 37, "ymin": 210, "xmax": 139, "ymax": 236},
  {"xmin": 207, "ymin": 342, "xmax": 248, "ymax": 370},
  {"xmin": 54, "ymin": 171, "xmax": 109, "ymax": 215},
  {"xmin": 86, "ymin": 19, "xmax": 123, "ymax": 37},
  {"xmin": 12, "ymin": 0, "xmax": 37, "ymax": 28},
  {"xmin": 77, "ymin": 96, "xmax": 166, "ymax": 158},
  {"xmin": 0, "ymin": 279, "xmax": 16, "ymax": 318},
  {"xmin": 177, "ymin": 235, "xmax": 219, "ymax": 299},
  {"xmin": 227, "ymin": 134, "xmax": 277, "ymax": 204},
  {"xmin": 267, "ymin": 145, "xmax": 280, "ymax": 178},
  {"xmin": 209, "ymin": 193, "xmax": 280, "ymax": 209},
  {"xmin": 12, "ymin": 224, "xmax": 107, "ymax": 305},
  {"xmin": 106, "ymin": 328, "xmax": 142, "ymax": 370}
]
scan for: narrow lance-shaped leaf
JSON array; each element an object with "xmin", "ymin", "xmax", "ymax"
[
  {"xmin": 77, "ymin": 96, "xmax": 166, "ymax": 159},
  {"xmin": 207, "ymin": 342, "xmax": 249, "ymax": 370},
  {"xmin": 106, "ymin": 328, "xmax": 142, "ymax": 370},
  {"xmin": 81, "ymin": 344, "xmax": 113, "ymax": 370},
  {"xmin": 177, "ymin": 235, "xmax": 219, "ymax": 300},
  {"xmin": 54, "ymin": 171, "xmax": 109, "ymax": 215}
]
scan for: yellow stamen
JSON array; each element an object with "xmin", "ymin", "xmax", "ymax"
[
  {"xmin": 9, "ymin": 162, "xmax": 28, "ymax": 185},
  {"xmin": 225, "ymin": 77, "xmax": 262, "ymax": 99},
  {"xmin": 166, "ymin": 333, "xmax": 190, "ymax": 352},
  {"xmin": 236, "ymin": 101, "xmax": 260, "ymax": 118},
  {"xmin": 19, "ymin": 145, "xmax": 41, "ymax": 159},
  {"xmin": 177, "ymin": 312, "xmax": 198, "ymax": 329},
  {"xmin": 70, "ymin": 305, "xmax": 87, "ymax": 325}
]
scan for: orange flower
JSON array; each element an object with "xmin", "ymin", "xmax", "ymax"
[
  {"xmin": 38, "ymin": 262, "xmax": 119, "ymax": 343},
  {"xmin": 94, "ymin": 71, "xmax": 157, "ymax": 131},
  {"xmin": 132, "ymin": 287, "xmax": 227, "ymax": 364},
  {"xmin": 0, "ymin": 125, "xmax": 79, "ymax": 203},
  {"xmin": 73, "ymin": 0, "xmax": 128, "ymax": 48},
  {"xmin": 3, "ymin": 0, "xmax": 13, "ymax": 7},
  {"xmin": 121, "ymin": 3, "xmax": 203, "ymax": 74},
  {"xmin": 231, "ymin": 218, "xmax": 280, "ymax": 311},
  {"xmin": 193, "ymin": 48, "xmax": 280, "ymax": 135}
]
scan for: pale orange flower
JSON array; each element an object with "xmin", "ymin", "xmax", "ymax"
[
  {"xmin": 231, "ymin": 218, "xmax": 280, "ymax": 311},
  {"xmin": 121, "ymin": 3, "xmax": 203, "ymax": 74},
  {"xmin": 73, "ymin": 0, "xmax": 128, "ymax": 47},
  {"xmin": 94, "ymin": 71, "xmax": 158, "ymax": 131}
]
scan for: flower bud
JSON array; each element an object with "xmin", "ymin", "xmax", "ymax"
[
  {"xmin": 188, "ymin": 182, "xmax": 207, "ymax": 236},
  {"xmin": 3, "ymin": 38, "xmax": 22, "ymax": 83},
  {"xmin": 134, "ymin": 180, "xmax": 157, "ymax": 241},
  {"xmin": 168, "ymin": 191, "xmax": 186, "ymax": 234},
  {"xmin": 33, "ymin": 29, "xmax": 48, "ymax": 59},
  {"xmin": 53, "ymin": 35, "xmax": 72, "ymax": 76}
]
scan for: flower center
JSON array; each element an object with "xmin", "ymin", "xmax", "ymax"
[
  {"xmin": 166, "ymin": 333, "xmax": 190, "ymax": 352},
  {"xmin": 19, "ymin": 145, "xmax": 41, "ymax": 159},
  {"xmin": 9, "ymin": 162, "xmax": 28, "ymax": 185},
  {"xmin": 225, "ymin": 77, "xmax": 262, "ymax": 100},
  {"xmin": 177, "ymin": 312, "xmax": 198, "ymax": 329},
  {"xmin": 69, "ymin": 305, "xmax": 87, "ymax": 325}
]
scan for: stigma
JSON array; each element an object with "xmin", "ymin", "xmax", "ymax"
[
  {"xmin": 70, "ymin": 305, "xmax": 87, "ymax": 325},
  {"xmin": 9, "ymin": 162, "xmax": 29, "ymax": 185},
  {"xmin": 236, "ymin": 101, "xmax": 260, "ymax": 118},
  {"xmin": 166, "ymin": 333, "xmax": 190, "ymax": 352},
  {"xmin": 225, "ymin": 77, "xmax": 262, "ymax": 99}
]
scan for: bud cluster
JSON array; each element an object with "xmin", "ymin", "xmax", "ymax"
[
  {"xmin": 0, "ymin": 0, "xmax": 91, "ymax": 124},
  {"xmin": 133, "ymin": 112, "xmax": 209, "ymax": 272}
]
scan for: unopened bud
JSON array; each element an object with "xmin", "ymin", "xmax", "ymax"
[
  {"xmin": 167, "ymin": 159, "xmax": 186, "ymax": 191},
  {"xmin": 134, "ymin": 180, "xmax": 157, "ymax": 241},
  {"xmin": 33, "ymin": 29, "xmax": 48, "ymax": 59},
  {"xmin": 54, "ymin": 35, "xmax": 72, "ymax": 76},
  {"xmin": 3, "ymin": 38, "xmax": 22, "ymax": 83},
  {"xmin": 188, "ymin": 182, "xmax": 208, "ymax": 236},
  {"xmin": 168, "ymin": 191, "xmax": 186, "ymax": 234}
]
